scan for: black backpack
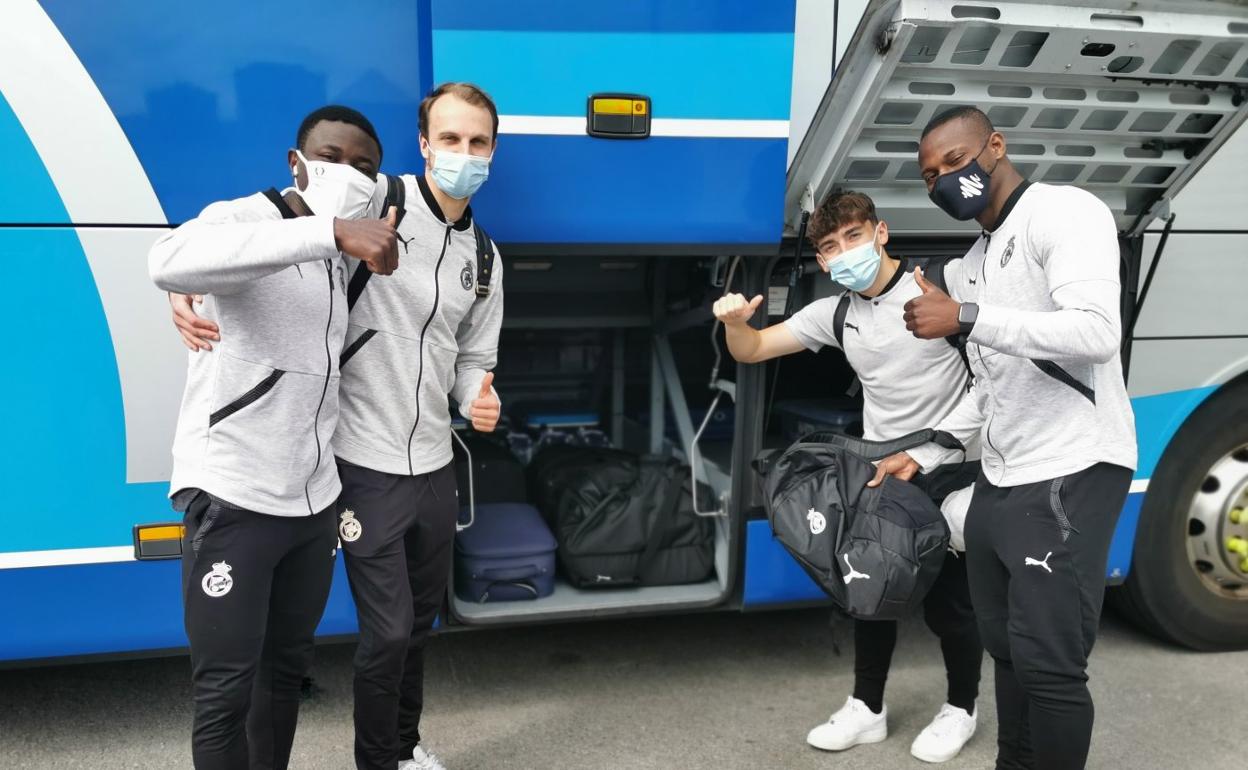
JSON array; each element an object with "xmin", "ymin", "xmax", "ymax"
[
  {"xmin": 346, "ymin": 174, "xmax": 496, "ymax": 311},
  {"xmin": 754, "ymin": 429, "xmax": 963, "ymax": 620},
  {"xmin": 832, "ymin": 257, "xmax": 972, "ymax": 391}
]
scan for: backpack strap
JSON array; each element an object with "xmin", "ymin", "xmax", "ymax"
[
  {"xmin": 347, "ymin": 174, "xmax": 406, "ymax": 311},
  {"xmin": 473, "ymin": 222, "xmax": 495, "ymax": 298},
  {"xmin": 262, "ymin": 188, "xmax": 300, "ymax": 219},
  {"xmin": 832, "ymin": 291, "xmax": 851, "ymax": 348},
  {"xmin": 917, "ymin": 257, "xmax": 974, "ymax": 392}
]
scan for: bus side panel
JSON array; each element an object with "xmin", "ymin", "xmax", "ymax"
[
  {"xmin": 37, "ymin": 0, "xmax": 432, "ymax": 225},
  {"xmin": 476, "ymin": 135, "xmax": 788, "ymax": 245},
  {"xmin": 742, "ymin": 519, "xmax": 827, "ymax": 606},
  {"xmin": 431, "ymin": 1, "xmax": 796, "ymax": 246},
  {"xmin": 1106, "ymin": 387, "xmax": 1219, "ymax": 582},
  {"xmin": 0, "ymin": 557, "xmax": 359, "ymax": 662}
]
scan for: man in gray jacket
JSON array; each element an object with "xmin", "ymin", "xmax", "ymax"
[
  {"xmin": 874, "ymin": 106, "xmax": 1137, "ymax": 770},
  {"xmin": 168, "ymin": 84, "xmax": 504, "ymax": 770},
  {"xmin": 150, "ymin": 105, "xmax": 399, "ymax": 770},
  {"xmin": 335, "ymin": 82, "xmax": 503, "ymax": 770}
]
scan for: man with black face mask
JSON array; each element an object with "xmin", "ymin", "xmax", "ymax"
[
  {"xmin": 150, "ymin": 105, "xmax": 399, "ymax": 770},
  {"xmin": 872, "ymin": 106, "xmax": 1137, "ymax": 770}
]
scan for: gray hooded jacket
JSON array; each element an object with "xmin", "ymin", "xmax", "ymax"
[{"xmin": 334, "ymin": 173, "xmax": 504, "ymax": 476}]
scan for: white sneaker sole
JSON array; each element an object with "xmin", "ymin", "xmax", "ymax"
[
  {"xmin": 910, "ymin": 736, "xmax": 972, "ymax": 764},
  {"xmin": 807, "ymin": 724, "xmax": 888, "ymax": 752}
]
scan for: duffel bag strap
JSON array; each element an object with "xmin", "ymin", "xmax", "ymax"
[{"xmin": 797, "ymin": 428, "xmax": 964, "ymax": 462}]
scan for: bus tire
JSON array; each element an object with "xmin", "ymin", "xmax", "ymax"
[{"xmin": 1112, "ymin": 380, "xmax": 1248, "ymax": 650}]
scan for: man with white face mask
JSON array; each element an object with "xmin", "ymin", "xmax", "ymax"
[
  {"xmin": 149, "ymin": 104, "xmax": 398, "ymax": 770},
  {"xmin": 713, "ymin": 191, "xmax": 983, "ymax": 763}
]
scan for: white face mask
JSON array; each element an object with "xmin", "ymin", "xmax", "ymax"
[{"xmin": 293, "ymin": 150, "xmax": 378, "ymax": 219}]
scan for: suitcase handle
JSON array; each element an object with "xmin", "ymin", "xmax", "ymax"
[
  {"xmin": 480, "ymin": 580, "xmax": 539, "ymax": 603},
  {"xmin": 481, "ymin": 566, "xmax": 541, "ymax": 581}
]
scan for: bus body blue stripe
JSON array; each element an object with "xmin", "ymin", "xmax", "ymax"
[
  {"xmin": 432, "ymin": 31, "xmax": 794, "ymax": 120},
  {"xmin": 432, "ymin": 0, "xmax": 797, "ymax": 33},
  {"xmin": 0, "ymin": 558, "xmax": 360, "ymax": 662}
]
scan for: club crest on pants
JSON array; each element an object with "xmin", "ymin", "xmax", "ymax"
[
  {"xmin": 339, "ymin": 509, "xmax": 362, "ymax": 542},
  {"xmin": 201, "ymin": 561, "xmax": 234, "ymax": 597}
]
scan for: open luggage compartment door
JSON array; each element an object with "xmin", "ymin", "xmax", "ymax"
[{"xmin": 786, "ymin": 0, "xmax": 1248, "ymax": 236}]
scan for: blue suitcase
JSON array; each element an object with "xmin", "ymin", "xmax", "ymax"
[{"xmin": 454, "ymin": 503, "xmax": 557, "ymax": 603}]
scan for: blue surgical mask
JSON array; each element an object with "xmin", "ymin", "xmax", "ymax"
[
  {"xmin": 826, "ymin": 229, "xmax": 883, "ymax": 291},
  {"xmin": 429, "ymin": 148, "xmax": 491, "ymax": 200}
]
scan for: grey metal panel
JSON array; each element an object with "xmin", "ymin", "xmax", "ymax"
[
  {"xmin": 1128, "ymin": 338, "xmax": 1248, "ymax": 398},
  {"xmin": 786, "ymin": 0, "xmax": 1248, "ymax": 236},
  {"xmin": 1149, "ymin": 122, "xmax": 1248, "ymax": 232},
  {"xmin": 1134, "ymin": 233, "xmax": 1248, "ymax": 338}
]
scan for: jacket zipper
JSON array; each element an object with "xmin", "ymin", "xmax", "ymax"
[
  {"xmin": 974, "ymin": 250, "xmax": 1006, "ymax": 468},
  {"xmin": 304, "ymin": 259, "xmax": 334, "ymax": 515},
  {"xmin": 406, "ymin": 226, "xmax": 452, "ymax": 475}
]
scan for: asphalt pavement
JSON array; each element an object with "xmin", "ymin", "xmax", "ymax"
[{"xmin": 0, "ymin": 606, "xmax": 1239, "ymax": 769}]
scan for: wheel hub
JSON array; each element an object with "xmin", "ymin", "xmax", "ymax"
[{"xmin": 1187, "ymin": 444, "xmax": 1248, "ymax": 597}]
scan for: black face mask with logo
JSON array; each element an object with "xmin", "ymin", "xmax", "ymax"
[{"xmin": 929, "ymin": 138, "xmax": 997, "ymax": 221}]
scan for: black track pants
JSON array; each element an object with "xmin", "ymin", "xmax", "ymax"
[
  {"xmin": 964, "ymin": 463, "xmax": 1132, "ymax": 770},
  {"xmin": 181, "ymin": 491, "xmax": 338, "ymax": 770},
  {"xmin": 852, "ymin": 551, "xmax": 983, "ymax": 714},
  {"xmin": 337, "ymin": 461, "xmax": 459, "ymax": 770}
]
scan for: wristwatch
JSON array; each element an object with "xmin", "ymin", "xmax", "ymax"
[{"xmin": 957, "ymin": 302, "xmax": 979, "ymax": 336}]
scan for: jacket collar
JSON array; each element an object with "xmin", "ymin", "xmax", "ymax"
[{"xmin": 416, "ymin": 173, "xmax": 474, "ymax": 231}]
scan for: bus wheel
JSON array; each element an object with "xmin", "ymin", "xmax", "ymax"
[{"xmin": 1113, "ymin": 381, "xmax": 1248, "ymax": 650}]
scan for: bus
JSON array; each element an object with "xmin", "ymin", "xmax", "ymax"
[{"xmin": 2, "ymin": 0, "xmax": 1246, "ymax": 663}]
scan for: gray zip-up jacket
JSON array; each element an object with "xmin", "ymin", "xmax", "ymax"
[
  {"xmin": 914, "ymin": 182, "xmax": 1137, "ymax": 486},
  {"xmin": 334, "ymin": 173, "xmax": 504, "ymax": 476},
  {"xmin": 149, "ymin": 189, "xmax": 351, "ymax": 515}
]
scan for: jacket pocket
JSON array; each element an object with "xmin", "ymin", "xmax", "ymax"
[
  {"xmin": 339, "ymin": 325, "xmax": 378, "ymax": 369},
  {"xmin": 1048, "ymin": 476, "xmax": 1080, "ymax": 542},
  {"xmin": 210, "ymin": 369, "xmax": 285, "ymax": 427},
  {"xmin": 206, "ymin": 354, "xmax": 330, "ymax": 499}
]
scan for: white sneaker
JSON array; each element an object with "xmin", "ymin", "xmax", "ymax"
[
  {"xmin": 807, "ymin": 696, "xmax": 888, "ymax": 751},
  {"xmin": 910, "ymin": 703, "xmax": 977, "ymax": 763},
  {"xmin": 398, "ymin": 744, "xmax": 447, "ymax": 770}
]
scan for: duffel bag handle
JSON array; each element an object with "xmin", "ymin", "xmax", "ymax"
[{"xmin": 795, "ymin": 428, "xmax": 963, "ymax": 462}]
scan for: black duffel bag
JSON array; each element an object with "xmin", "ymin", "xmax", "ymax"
[
  {"xmin": 754, "ymin": 429, "xmax": 963, "ymax": 621},
  {"xmin": 453, "ymin": 431, "xmax": 529, "ymax": 505},
  {"xmin": 548, "ymin": 454, "xmax": 714, "ymax": 589}
]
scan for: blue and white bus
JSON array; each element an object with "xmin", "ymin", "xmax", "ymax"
[{"xmin": 3, "ymin": 0, "xmax": 1247, "ymax": 662}]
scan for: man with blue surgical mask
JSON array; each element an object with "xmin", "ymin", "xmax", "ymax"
[
  {"xmin": 713, "ymin": 191, "xmax": 984, "ymax": 764},
  {"xmin": 333, "ymin": 80, "xmax": 503, "ymax": 770}
]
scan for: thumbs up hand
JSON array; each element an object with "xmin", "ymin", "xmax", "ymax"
[
  {"xmin": 713, "ymin": 293, "xmax": 765, "ymax": 326},
  {"xmin": 903, "ymin": 266, "xmax": 961, "ymax": 339},
  {"xmin": 469, "ymin": 372, "xmax": 501, "ymax": 433}
]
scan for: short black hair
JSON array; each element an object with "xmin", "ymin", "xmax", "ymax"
[
  {"xmin": 921, "ymin": 105, "xmax": 994, "ymax": 141},
  {"xmin": 296, "ymin": 105, "xmax": 383, "ymax": 161}
]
